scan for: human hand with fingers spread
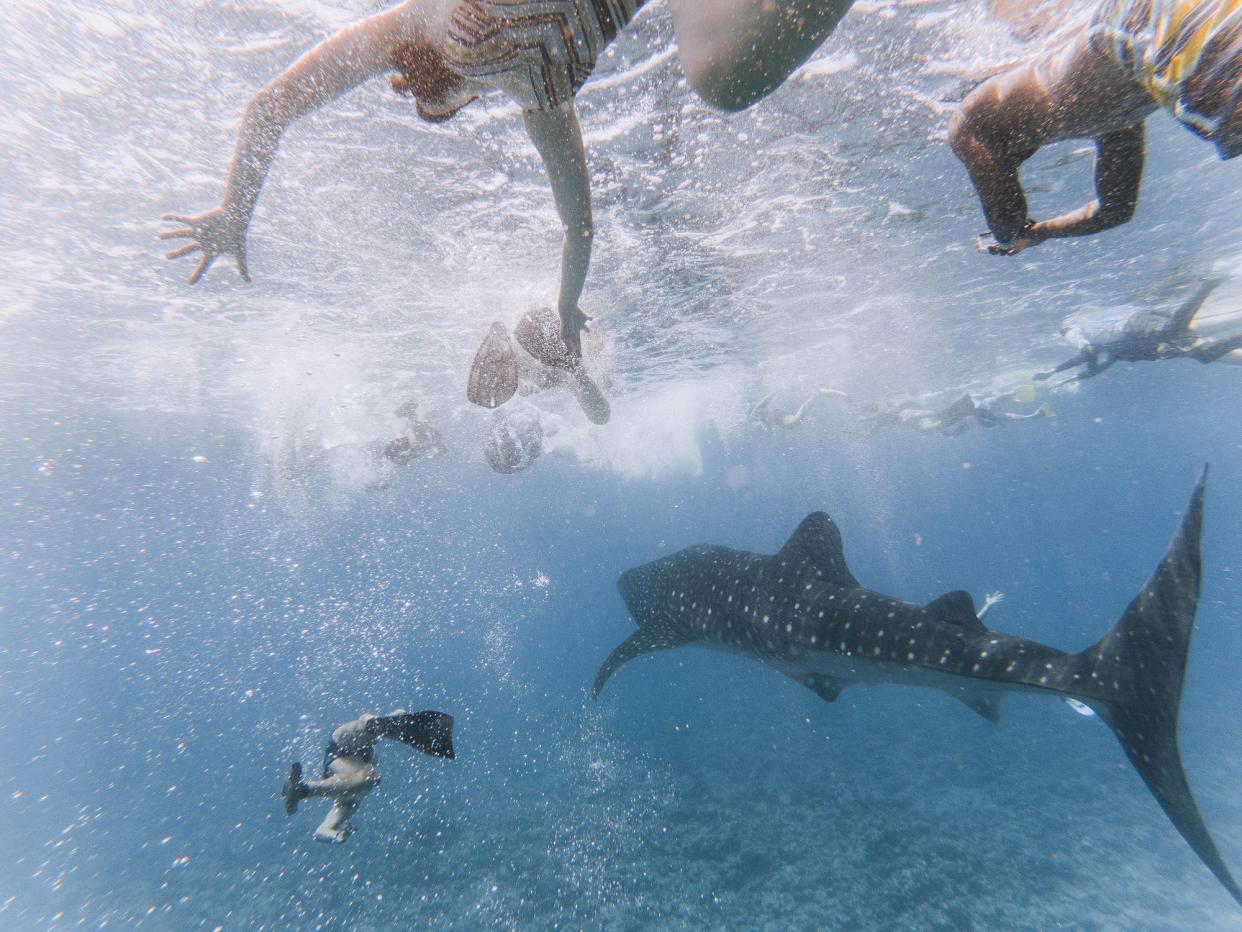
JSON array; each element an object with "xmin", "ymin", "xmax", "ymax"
[{"xmin": 159, "ymin": 206, "xmax": 251, "ymax": 284}]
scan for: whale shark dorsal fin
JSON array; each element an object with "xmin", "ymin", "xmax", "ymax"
[
  {"xmin": 926, "ymin": 590, "xmax": 984, "ymax": 630},
  {"xmin": 776, "ymin": 512, "xmax": 861, "ymax": 588}
]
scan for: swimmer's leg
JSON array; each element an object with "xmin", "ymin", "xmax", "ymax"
[
  {"xmin": 306, "ymin": 757, "xmax": 380, "ymax": 799},
  {"xmin": 1034, "ymin": 353, "xmax": 1088, "ymax": 381},
  {"xmin": 1167, "ymin": 278, "xmax": 1226, "ymax": 337},
  {"xmin": 1189, "ymin": 334, "xmax": 1242, "ymax": 363},
  {"xmin": 669, "ymin": 0, "xmax": 855, "ymax": 111},
  {"xmin": 314, "ymin": 796, "xmax": 362, "ymax": 844}
]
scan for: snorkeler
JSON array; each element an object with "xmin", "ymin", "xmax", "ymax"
[
  {"xmin": 282, "ymin": 709, "xmax": 454, "ymax": 844},
  {"xmin": 468, "ymin": 308, "xmax": 610, "ymax": 424},
  {"xmin": 380, "ymin": 400, "xmax": 447, "ymax": 466},
  {"xmin": 950, "ymin": 0, "xmax": 1242, "ymax": 254},
  {"xmin": 160, "ymin": 1, "xmax": 650, "ymax": 358},
  {"xmin": 747, "ymin": 390, "xmax": 822, "ymax": 431},
  {"xmin": 863, "ymin": 393, "xmax": 1053, "ymax": 437},
  {"xmin": 1034, "ymin": 278, "xmax": 1242, "ymax": 382}
]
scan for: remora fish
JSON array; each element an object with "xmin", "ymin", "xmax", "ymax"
[{"xmin": 593, "ymin": 469, "xmax": 1240, "ymax": 905}]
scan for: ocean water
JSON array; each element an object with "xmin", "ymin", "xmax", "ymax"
[{"xmin": 3, "ymin": 1, "xmax": 1242, "ymax": 929}]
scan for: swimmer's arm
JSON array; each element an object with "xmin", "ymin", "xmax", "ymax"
[
  {"xmin": 977, "ymin": 591, "xmax": 1004, "ymax": 621},
  {"xmin": 523, "ymin": 104, "xmax": 593, "ymax": 359},
  {"xmin": 1026, "ymin": 125, "xmax": 1144, "ymax": 242},
  {"xmin": 221, "ymin": 10, "xmax": 407, "ymax": 222},
  {"xmin": 949, "ymin": 90, "xmax": 1037, "ymax": 246},
  {"xmin": 163, "ymin": 9, "xmax": 408, "ymax": 282}
]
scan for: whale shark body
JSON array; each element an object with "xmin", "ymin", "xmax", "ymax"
[{"xmin": 594, "ymin": 470, "xmax": 1240, "ymax": 906}]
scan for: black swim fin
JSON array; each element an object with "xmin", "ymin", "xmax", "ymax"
[
  {"xmin": 467, "ymin": 323, "xmax": 518, "ymax": 408},
  {"xmin": 373, "ymin": 711, "xmax": 455, "ymax": 759},
  {"xmin": 282, "ymin": 762, "xmax": 308, "ymax": 816}
]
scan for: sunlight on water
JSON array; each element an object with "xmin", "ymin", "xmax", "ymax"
[{"xmin": 3, "ymin": 0, "xmax": 1242, "ymax": 928}]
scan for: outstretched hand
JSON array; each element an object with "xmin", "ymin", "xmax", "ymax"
[
  {"xmin": 159, "ymin": 206, "xmax": 251, "ymax": 284},
  {"xmin": 559, "ymin": 305, "xmax": 591, "ymax": 361}
]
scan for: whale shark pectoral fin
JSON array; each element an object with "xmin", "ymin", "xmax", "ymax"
[
  {"xmin": 792, "ymin": 672, "xmax": 846, "ymax": 704},
  {"xmin": 776, "ymin": 513, "xmax": 861, "ymax": 588},
  {"xmin": 592, "ymin": 628, "xmax": 692, "ymax": 698},
  {"xmin": 954, "ymin": 692, "xmax": 1002, "ymax": 724},
  {"xmin": 926, "ymin": 590, "xmax": 984, "ymax": 630}
]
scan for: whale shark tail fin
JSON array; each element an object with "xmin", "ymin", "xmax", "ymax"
[{"xmin": 1076, "ymin": 468, "xmax": 1240, "ymax": 906}]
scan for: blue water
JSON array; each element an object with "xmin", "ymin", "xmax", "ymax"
[
  {"xmin": 5, "ymin": 0, "xmax": 1242, "ymax": 928},
  {"xmin": 4, "ymin": 362, "xmax": 1241, "ymax": 929}
]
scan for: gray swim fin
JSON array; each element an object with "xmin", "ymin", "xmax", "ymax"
[
  {"xmin": 467, "ymin": 323, "xmax": 518, "ymax": 408},
  {"xmin": 514, "ymin": 307, "xmax": 575, "ymax": 370},
  {"xmin": 568, "ymin": 368, "xmax": 610, "ymax": 425}
]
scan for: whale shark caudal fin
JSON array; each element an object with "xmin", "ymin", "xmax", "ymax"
[
  {"xmin": 592, "ymin": 628, "xmax": 692, "ymax": 698},
  {"xmin": 1075, "ymin": 467, "xmax": 1241, "ymax": 906}
]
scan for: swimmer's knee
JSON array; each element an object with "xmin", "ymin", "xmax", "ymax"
[
  {"xmin": 696, "ymin": 88, "xmax": 755, "ymax": 113},
  {"xmin": 686, "ymin": 69, "xmax": 763, "ymax": 113}
]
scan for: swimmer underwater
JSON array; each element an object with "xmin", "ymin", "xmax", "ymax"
[
  {"xmin": 282, "ymin": 710, "xmax": 454, "ymax": 843},
  {"xmin": 951, "ymin": 0, "xmax": 1242, "ymax": 254}
]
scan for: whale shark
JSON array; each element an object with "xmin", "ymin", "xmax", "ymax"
[{"xmin": 593, "ymin": 469, "xmax": 1240, "ymax": 906}]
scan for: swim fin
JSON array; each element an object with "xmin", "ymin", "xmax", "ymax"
[
  {"xmin": 282, "ymin": 762, "xmax": 308, "ymax": 816},
  {"xmin": 568, "ymin": 368, "xmax": 610, "ymax": 425},
  {"xmin": 467, "ymin": 323, "xmax": 518, "ymax": 408},
  {"xmin": 514, "ymin": 307, "xmax": 575, "ymax": 370},
  {"xmin": 373, "ymin": 711, "xmax": 455, "ymax": 759}
]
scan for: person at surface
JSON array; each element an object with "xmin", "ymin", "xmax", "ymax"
[
  {"xmin": 1035, "ymin": 278, "xmax": 1242, "ymax": 381},
  {"xmin": 282, "ymin": 709, "xmax": 454, "ymax": 843},
  {"xmin": 861, "ymin": 392, "xmax": 1053, "ymax": 436},
  {"xmin": 380, "ymin": 400, "xmax": 448, "ymax": 466},
  {"xmin": 161, "ymin": 0, "xmax": 648, "ymax": 357},
  {"xmin": 950, "ymin": 0, "xmax": 1242, "ymax": 255}
]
